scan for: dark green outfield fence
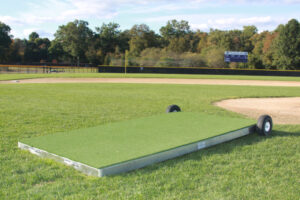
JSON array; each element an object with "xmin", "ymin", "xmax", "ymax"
[
  {"xmin": 1, "ymin": 64, "xmax": 300, "ymax": 76},
  {"xmin": 99, "ymin": 65, "xmax": 300, "ymax": 77}
]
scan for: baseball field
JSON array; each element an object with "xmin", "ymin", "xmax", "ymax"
[{"xmin": 1, "ymin": 73, "xmax": 299, "ymax": 199}]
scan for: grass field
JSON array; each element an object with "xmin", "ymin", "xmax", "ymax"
[
  {"xmin": 1, "ymin": 72, "xmax": 300, "ymax": 81},
  {"xmin": 1, "ymin": 82, "xmax": 300, "ymax": 199},
  {"xmin": 21, "ymin": 112, "xmax": 254, "ymax": 168}
]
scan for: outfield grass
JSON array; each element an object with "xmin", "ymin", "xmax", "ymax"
[
  {"xmin": 0, "ymin": 83, "xmax": 299, "ymax": 199},
  {"xmin": 21, "ymin": 112, "xmax": 254, "ymax": 168},
  {"xmin": 1, "ymin": 72, "xmax": 300, "ymax": 81}
]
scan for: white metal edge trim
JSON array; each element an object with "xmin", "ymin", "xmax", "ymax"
[
  {"xmin": 99, "ymin": 126, "xmax": 253, "ymax": 176},
  {"xmin": 18, "ymin": 142, "xmax": 100, "ymax": 177}
]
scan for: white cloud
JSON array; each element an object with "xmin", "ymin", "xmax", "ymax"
[
  {"xmin": 190, "ymin": 23, "xmax": 209, "ymax": 30},
  {"xmin": 0, "ymin": 16, "xmax": 24, "ymax": 26},
  {"xmin": 23, "ymin": 29, "xmax": 37, "ymax": 36},
  {"xmin": 239, "ymin": 16, "xmax": 273, "ymax": 24},
  {"xmin": 145, "ymin": 14, "xmax": 289, "ymax": 31},
  {"xmin": 190, "ymin": 16, "xmax": 287, "ymax": 31},
  {"xmin": 22, "ymin": 28, "xmax": 54, "ymax": 39},
  {"xmin": 60, "ymin": 0, "xmax": 118, "ymax": 20},
  {"xmin": 1, "ymin": 0, "xmax": 121, "ymax": 27},
  {"xmin": 124, "ymin": 0, "xmax": 300, "ymax": 14}
]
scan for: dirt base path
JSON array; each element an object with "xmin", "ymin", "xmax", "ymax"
[
  {"xmin": 1, "ymin": 77, "xmax": 300, "ymax": 87},
  {"xmin": 215, "ymin": 97, "xmax": 300, "ymax": 124}
]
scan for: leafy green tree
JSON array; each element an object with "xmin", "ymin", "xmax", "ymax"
[
  {"xmin": 160, "ymin": 20, "xmax": 192, "ymax": 51},
  {"xmin": 197, "ymin": 33, "xmax": 208, "ymax": 53},
  {"xmin": 189, "ymin": 30, "xmax": 205, "ymax": 53},
  {"xmin": 9, "ymin": 39, "xmax": 25, "ymax": 62},
  {"xmin": 248, "ymin": 31, "xmax": 267, "ymax": 68},
  {"xmin": 29, "ymin": 32, "xmax": 39, "ymax": 41},
  {"xmin": 118, "ymin": 30, "xmax": 130, "ymax": 53},
  {"xmin": 54, "ymin": 20, "xmax": 93, "ymax": 65},
  {"xmin": 129, "ymin": 24, "xmax": 160, "ymax": 56},
  {"xmin": 103, "ymin": 53, "xmax": 111, "ymax": 65},
  {"xmin": 160, "ymin": 20, "xmax": 191, "ymax": 41},
  {"xmin": 207, "ymin": 27, "xmax": 256, "ymax": 53},
  {"xmin": 96, "ymin": 23, "xmax": 121, "ymax": 54},
  {"xmin": 24, "ymin": 32, "xmax": 50, "ymax": 62},
  {"xmin": 108, "ymin": 46, "xmax": 125, "ymax": 66},
  {"xmin": 248, "ymin": 31, "xmax": 279, "ymax": 69},
  {"xmin": 48, "ymin": 40, "xmax": 66, "ymax": 62},
  {"xmin": 85, "ymin": 45, "xmax": 103, "ymax": 65},
  {"xmin": 180, "ymin": 52, "xmax": 206, "ymax": 67},
  {"xmin": 167, "ymin": 37, "xmax": 190, "ymax": 53},
  {"xmin": 228, "ymin": 30, "xmax": 242, "ymax": 51},
  {"xmin": 261, "ymin": 32, "xmax": 278, "ymax": 69},
  {"xmin": 0, "ymin": 21, "xmax": 12, "ymax": 62},
  {"xmin": 139, "ymin": 48, "xmax": 161, "ymax": 66},
  {"xmin": 241, "ymin": 26, "xmax": 257, "ymax": 52},
  {"xmin": 154, "ymin": 50, "xmax": 181, "ymax": 67},
  {"xmin": 272, "ymin": 19, "xmax": 300, "ymax": 69},
  {"xmin": 204, "ymin": 46, "xmax": 226, "ymax": 68},
  {"xmin": 36, "ymin": 38, "xmax": 51, "ymax": 62},
  {"xmin": 207, "ymin": 29, "xmax": 232, "ymax": 50}
]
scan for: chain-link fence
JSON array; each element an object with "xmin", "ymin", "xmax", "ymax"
[{"xmin": 0, "ymin": 65, "xmax": 98, "ymax": 74}]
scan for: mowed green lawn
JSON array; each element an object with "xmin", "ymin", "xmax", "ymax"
[
  {"xmin": 1, "ymin": 72, "xmax": 300, "ymax": 81},
  {"xmin": 0, "ymin": 82, "xmax": 299, "ymax": 199}
]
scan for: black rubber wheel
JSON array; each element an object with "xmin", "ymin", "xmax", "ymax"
[
  {"xmin": 166, "ymin": 105, "xmax": 181, "ymax": 113},
  {"xmin": 256, "ymin": 115, "xmax": 273, "ymax": 136}
]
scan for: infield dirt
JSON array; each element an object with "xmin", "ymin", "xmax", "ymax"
[{"xmin": 215, "ymin": 97, "xmax": 300, "ymax": 124}]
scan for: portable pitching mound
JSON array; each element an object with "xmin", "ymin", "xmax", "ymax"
[{"xmin": 18, "ymin": 109, "xmax": 273, "ymax": 177}]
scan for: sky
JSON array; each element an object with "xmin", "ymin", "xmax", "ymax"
[{"xmin": 0, "ymin": 0, "xmax": 299, "ymax": 40}]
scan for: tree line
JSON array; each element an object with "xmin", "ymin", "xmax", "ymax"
[{"xmin": 0, "ymin": 19, "xmax": 299, "ymax": 70}]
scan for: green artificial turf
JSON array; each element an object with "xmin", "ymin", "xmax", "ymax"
[
  {"xmin": 1, "ymin": 72, "xmax": 300, "ymax": 81},
  {"xmin": 1, "ymin": 82, "xmax": 299, "ymax": 199},
  {"xmin": 21, "ymin": 112, "xmax": 254, "ymax": 168}
]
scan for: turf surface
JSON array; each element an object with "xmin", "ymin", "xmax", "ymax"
[{"xmin": 20, "ymin": 112, "xmax": 254, "ymax": 168}]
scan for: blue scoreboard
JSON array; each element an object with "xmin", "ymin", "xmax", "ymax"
[{"xmin": 224, "ymin": 51, "xmax": 248, "ymax": 63}]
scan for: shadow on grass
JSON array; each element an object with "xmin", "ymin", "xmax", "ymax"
[
  {"xmin": 270, "ymin": 130, "xmax": 300, "ymax": 137},
  {"xmin": 124, "ymin": 129, "xmax": 300, "ymax": 177}
]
